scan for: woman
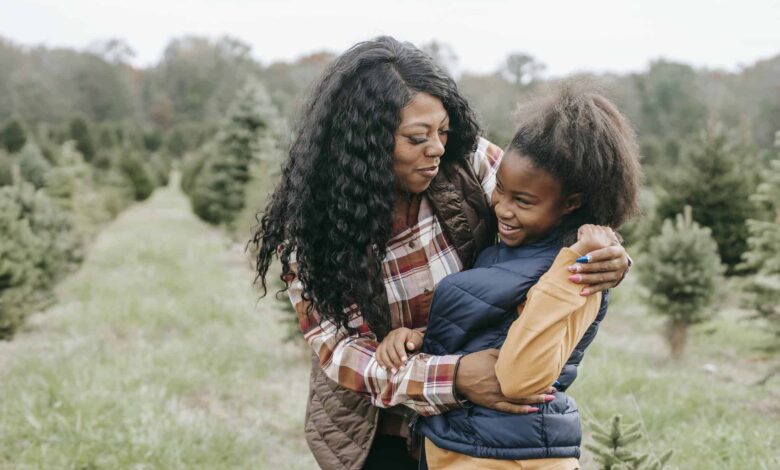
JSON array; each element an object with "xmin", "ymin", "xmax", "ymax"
[{"xmin": 251, "ymin": 36, "xmax": 631, "ymax": 470}]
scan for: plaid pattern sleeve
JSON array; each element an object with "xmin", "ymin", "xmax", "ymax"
[
  {"xmin": 471, "ymin": 137, "xmax": 504, "ymax": 199},
  {"xmin": 286, "ymin": 254, "xmax": 463, "ymax": 417}
]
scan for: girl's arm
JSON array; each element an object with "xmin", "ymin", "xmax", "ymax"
[
  {"xmin": 494, "ymin": 225, "xmax": 615, "ymax": 399},
  {"xmin": 494, "ymin": 247, "xmax": 602, "ymax": 398}
]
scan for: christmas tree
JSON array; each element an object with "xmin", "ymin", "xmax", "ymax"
[
  {"xmin": 740, "ymin": 154, "xmax": 780, "ymax": 353},
  {"xmin": 638, "ymin": 206, "xmax": 724, "ymax": 358},
  {"xmin": 1, "ymin": 118, "xmax": 27, "ymax": 153},
  {"xmin": 655, "ymin": 127, "xmax": 755, "ymax": 272},
  {"xmin": 586, "ymin": 415, "xmax": 673, "ymax": 470},
  {"xmin": 189, "ymin": 80, "xmax": 281, "ymax": 225}
]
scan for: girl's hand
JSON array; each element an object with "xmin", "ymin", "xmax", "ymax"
[
  {"xmin": 569, "ymin": 225, "xmax": 630, "ymax": 295},
  {"xmin": 375, "ymin": 327, "xmax": 424, "ymax": 372}
]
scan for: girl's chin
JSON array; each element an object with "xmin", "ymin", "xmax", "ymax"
[{"xmin": 498, "ymin": 233, "xmax": 524, "ymax": 247}]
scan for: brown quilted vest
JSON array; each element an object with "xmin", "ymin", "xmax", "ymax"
[{"xmin": 304, "ymin": 157, "xmax": 497, "ymax": 470}]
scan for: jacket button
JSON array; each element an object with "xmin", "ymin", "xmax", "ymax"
[{"xmin": 408, "ymin": 240, "xmax": 416, "ymax": 249}]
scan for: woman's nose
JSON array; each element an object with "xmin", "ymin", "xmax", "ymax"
[{"xmin": 425, "ymin": 135, "xmax": 445, "ymax": 158}]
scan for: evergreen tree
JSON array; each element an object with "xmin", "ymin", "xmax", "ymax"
[
  {"xmin": 655, "ymin": 127, "xmax": 756, "ymax": 271},
  {"xmin": 68, "ymin": 116, "xmax": 96, "ymax": 162},
  {"xmin": 0, "ymin": 182, "xmax": 82, "ymax": 339},
  {"xmin": 740, "ymin": 157, "xmax": 780, "ymax": 351},
  {"xmin": 0, "ymin": 186, "xmax": 39, "ymax": 338},
  {"xmin": 0, "ymin": 150, "xmax": 13, "ymax": 187},
  {"xmin": 638, "ymin": 206, "xmax": 724, "ymax": 358},
  {"xmin": 118, "ymin": 151, "xmax": 155, "ymax": 201},
  {"xmin": 18, "ymin": 141, "xmax": 52, "ymax": 189},
  {"xmin": 1, "ymin": 118, "xmax": 27, "ymax": 153},
  {"xmin": 586, "ymin": 415, "xmax": 673, "ymax": 470},
  {"xmin": 189, "ymin": 80, "xmax": 280, "ymax": 225}
]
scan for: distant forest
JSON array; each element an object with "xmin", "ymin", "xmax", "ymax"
[{"xmin": 1, "ymin": 35, "xmax": 778, "ymax": 161}]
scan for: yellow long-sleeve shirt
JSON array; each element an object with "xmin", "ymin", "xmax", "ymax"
[{"xmin": 425, "ymin": 248, "xmax": 603, "ymax": 470}]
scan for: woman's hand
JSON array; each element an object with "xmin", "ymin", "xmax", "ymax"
[
  {"xmin": 375, "ymin": 327, "xmax": 424, "ymax": 372},
  {"xmin": 455, "ymin": 349, "xmax": 555, "ymax": 413},
  {"xmin": 568, "ymin": 225, "xmax": 630, "ymax": 295}
]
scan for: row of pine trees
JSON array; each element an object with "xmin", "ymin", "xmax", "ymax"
[
  {"xmin": 0, "ymin": 117, "xmax": 171, "ymax": 338},
  {"xmin": 630, "ymin": 129, "xmax": 779, "ymax": 360}
]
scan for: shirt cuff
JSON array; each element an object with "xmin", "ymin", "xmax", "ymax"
[{"xmin": 421, "ymin": 354, "xmax": 463, "ymax": 415}]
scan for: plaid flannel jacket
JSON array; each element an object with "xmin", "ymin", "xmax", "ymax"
[{"xmin": 288, "ymin": 137, "xmax": 503, "ymax": 417}]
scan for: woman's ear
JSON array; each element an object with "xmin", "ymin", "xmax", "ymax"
[{"xmin": 563, "ymin": 193, "xmax": 583, "ymax": 214}]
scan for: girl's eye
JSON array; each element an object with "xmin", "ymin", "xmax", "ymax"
[{"xmin": 515, "ymin": 198, "xmax": 531, "ymax": 206}]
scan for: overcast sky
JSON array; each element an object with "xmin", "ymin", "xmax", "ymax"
[{"xmin": 1, "ymin": 0, "xmax": 779, "ymax": 76}]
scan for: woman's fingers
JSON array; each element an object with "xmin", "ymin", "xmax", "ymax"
[
  {"xmin": 578, "ymin": 282, "xmax": 614, "ymax": 296},
  {"xmin": 580, "ymin": 245, "xmax": 626, "ymax": 264},
  {"xmin": 572, "ymin": 259, "xmax": 621, "ymax": 274},
  {"xmin": 492, "ymin": 402, "xmax": 538, "ymax": 414},
  {"xmin": 506, "ymin": 393, "xmax": 552, "ymax": 406}
]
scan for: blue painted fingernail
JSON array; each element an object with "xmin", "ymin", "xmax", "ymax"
[{"xmin": 576, "ymin": 255, "xmax": 590, "ymax": 264}]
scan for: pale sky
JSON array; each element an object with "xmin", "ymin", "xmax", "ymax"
[{"xmin": 1, "ymin": 0, "xmax": 779, "ymax": 76}]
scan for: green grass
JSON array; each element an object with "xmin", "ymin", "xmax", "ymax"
[
  {"xmin": 573, "ymin": 276, "xmax": 780, "ymax": 469},
  {"xmin": 2, "ymin": 176, "xmax": 778, "ymax": 469},
  {"xmin": 0, "ymin": 177, "xmax": 315, "ymax": 469}
]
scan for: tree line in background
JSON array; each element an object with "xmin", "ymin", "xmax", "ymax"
[{"xmin": 0, "ymin": 35, "xmax": 778, "ymax": 372}]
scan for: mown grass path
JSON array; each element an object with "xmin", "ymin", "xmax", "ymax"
[{"xmin": 0, "ymin": 181, "xmax": 315, "ymax": 469}]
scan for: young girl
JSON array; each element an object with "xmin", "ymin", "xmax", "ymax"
[{"xmin": 375, "ymin": 84, "xmax": 641, "ymax": 469}]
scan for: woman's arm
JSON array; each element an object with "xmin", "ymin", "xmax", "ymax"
[{"xmin": 287, "ymin": 257, "xmax": 462, "ymax": 417}]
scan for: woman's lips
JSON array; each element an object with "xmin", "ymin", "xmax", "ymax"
[
  {"xmin": 498, "ymin": 221, "xmax": 522, "ymax": 237},
  {"xmin": 417, "ymin": 166, "xmax": 439, "ymax": 179}
]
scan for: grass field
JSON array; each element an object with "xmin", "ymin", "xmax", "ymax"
[
  {"xmin": 1, "ymin": 180, "xmax": 778, "ymax": 469},
  {"xmin": 0, "ymin": 179, "xmax": 314, "ymax": 469}
]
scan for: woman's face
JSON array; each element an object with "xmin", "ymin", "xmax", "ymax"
[{"xmin": 393, "ymin": 92, "xmax": 450, "ymax": 194}]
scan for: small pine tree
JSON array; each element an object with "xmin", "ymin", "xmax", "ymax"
[
  {"xmin": 655, "ymin": 127, "xmax": 755, "ymax": 272},
  {"xmin": 1, "ymin": 119, "xmax": 27, "ymax": 153},
  {"xmin": 188, "ymin": 80, "xmax": 280, "ymax": 225},
  {"xmin": 586, "ymin": 415, "xmax": 673, "ymax": 470},
  {"xmin": 0, "ymin": 187, "xmax": 40, "ymax": 338},
  {"xmin": 638, "ymin": 206, "xmax": 725, "ymax": 358},
  {"xmin": 0, "ymin": 182, "xmax": 82, "ymax": 339},
  {"xmin": 118, "ymin": 151, "xmax": 155, "ymax": 201},
  {"xmin": 740, "ymin": 157, "xmax": 780, "ymax": 352},
  {"xmin": 68, "ymin": 117, "xmax": 96, "ymax": 163},
  {"xmin": 18, "ymin": 141, "xmax": 52, "ymax": 189},
  {"xmin": 0, "ymin": 150, "xmax": 13, "ymax": 187}
]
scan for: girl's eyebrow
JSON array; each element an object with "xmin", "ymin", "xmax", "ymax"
[{"xmin": 496, "ymin": 174, "xmax": 540, "ymax": 200}]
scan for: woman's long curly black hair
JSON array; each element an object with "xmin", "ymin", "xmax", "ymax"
[{"xmin": 250, "ymin": 36, "xmax": 480, "ymax": 339}]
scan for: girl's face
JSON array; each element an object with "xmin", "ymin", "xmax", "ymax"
[
  {"xmin": 491, "ymin": 152, "xmax": 581, "ymax": 247},
  {"xmin": 393, "ymin": 92, "xmax": 450, "ymax": 194}
]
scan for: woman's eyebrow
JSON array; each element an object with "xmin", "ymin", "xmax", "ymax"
[{"xmin": 400, "ymin": 116, "xmax": 450, "ymax": 130}]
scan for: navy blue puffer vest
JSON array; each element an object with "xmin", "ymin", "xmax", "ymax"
[{"xmin": 414, "ymin": 234, "xmax": 608, "ymax": 461}]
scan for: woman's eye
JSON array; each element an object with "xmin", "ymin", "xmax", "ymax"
[
  {"xmin": 408, "ymin": 136, "xmax": 427, "ymax": 145},
  {"xmin": 438, "ymin": 129, "xmax": 451, "ymax": 136}
]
